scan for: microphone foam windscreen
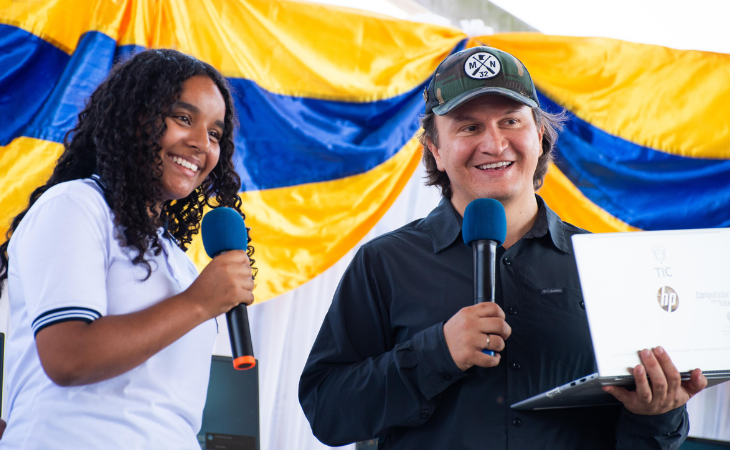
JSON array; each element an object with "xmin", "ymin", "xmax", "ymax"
[
  {"xmin": 462, "ymin": 198, "xmax": 507, "ymax": 246},
  {"xmin": 201, "ymin": 207, "xmax": 248, "ymax": 258}
]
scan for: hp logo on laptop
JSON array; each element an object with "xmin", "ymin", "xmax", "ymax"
[{"xmin": 657, "ymin": 286, "xmax": 679, "ymax": 312}]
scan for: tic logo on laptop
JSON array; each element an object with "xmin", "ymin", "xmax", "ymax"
[
  {"xmin": 657, "ymin": 286, "xmax": 679, "ymax": 312},
  {"xmin": 652, "ymin": 244, "xmax": 679, "ymax": 312},
  {"xmin": 652, "ymin": 244, "xmax": 672, "ymax": 278}
]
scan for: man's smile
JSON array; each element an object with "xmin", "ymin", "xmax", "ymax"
[{"xmin": 475, "ymin": 161, "xmax": 513, "ymax": 170}]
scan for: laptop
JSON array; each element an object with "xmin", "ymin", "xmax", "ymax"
[{"xmin": 512, "ymin": 228, "xmax": 730, "ymax": 410}]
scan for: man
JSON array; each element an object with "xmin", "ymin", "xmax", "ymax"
[{"xmin": 299, "ymin": 46, "xmax": 706, "ymax": 449}]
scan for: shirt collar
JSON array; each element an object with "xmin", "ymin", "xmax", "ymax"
[
  {"xmin": 426, "ymin": 198, "xmax": 464, "ymax": 254},
  {"xmin": 90, "ymin": 174, "xmax": 179, "ymax": 246},
  {"xmin": 425, "ymin": 195, "xmax": 572, "ymax": 254},
  {"xmin": 527, "ymin": 195, "xmax": 572, "ymax": 254}
]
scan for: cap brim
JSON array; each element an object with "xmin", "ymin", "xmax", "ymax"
[{"xmin": 431, "ymin": 87, "xmax": 538, "ymax": 116}]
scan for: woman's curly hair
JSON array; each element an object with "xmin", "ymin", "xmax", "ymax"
[{"xmin": 0, "ymin": 49, "xmax": 254, "ymax": 293}]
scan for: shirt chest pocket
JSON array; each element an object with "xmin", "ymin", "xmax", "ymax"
[
  {"xmin": 533, "ymin": 287, "xmax": 593, "ymax": 352},
  {"xmin": 538, "ymin": 286, "xmax": 587, "ymax": 321},
  {"xmin": 531, "ymin": 287, "xmax": 596, "ymax": 381}
]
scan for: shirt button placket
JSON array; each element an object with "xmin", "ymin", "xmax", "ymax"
[{"xmin": 503, "ymin": 253, "xmax": 521, "ymax": 439}]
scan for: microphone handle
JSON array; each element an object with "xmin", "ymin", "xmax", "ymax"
[
  {"xmin": 226, "ymin": 304, "xmax": 256, "ymax": 370},
  {"xmin": 213, "ymin": 249, "xmax": 255, "ymax": 371},
  {"xmin": 473, "ymin": 239, "xmax": 497, "ymax": 356}
]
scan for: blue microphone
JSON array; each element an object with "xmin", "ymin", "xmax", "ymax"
[
  {"xmin": 202, "ymin": 207, "xmax": 255, "ymax": 370},
  {"xmin": 463, "ymin": 199, "xmax": 507, "ymax": 356}
]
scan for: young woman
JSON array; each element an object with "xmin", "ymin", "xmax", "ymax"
[{"xmin": 0, "ymin": 49, "xmax": 254, "ymax": 449}]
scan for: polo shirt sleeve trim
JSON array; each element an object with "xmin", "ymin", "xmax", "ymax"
[
  {"xmin": 32, "ymin": 307, "xmax": 103, "ymax": 337},
  {"xmin": 12, "ymin": 182, "xmax": 110, "ymax": 336}
]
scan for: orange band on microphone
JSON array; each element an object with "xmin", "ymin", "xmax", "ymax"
[{"xmin": 233, "ymin": 355, "xmax": 256, "ymax": 371}]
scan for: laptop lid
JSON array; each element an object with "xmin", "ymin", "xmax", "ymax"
[{"xmin": 572, "ymin": 228, "xmax": 730, "ymax": 378}]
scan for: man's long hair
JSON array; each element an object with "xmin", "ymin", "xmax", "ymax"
[{"xmin": 0, "ymin": 49, "xmax": 254, "ymax": 293}]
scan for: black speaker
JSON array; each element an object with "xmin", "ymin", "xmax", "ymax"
[{"xmin": 197, "ymin": 355, "xmax": 260, "ymax": 450}]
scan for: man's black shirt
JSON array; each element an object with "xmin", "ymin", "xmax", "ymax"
[{"xmin": 299, "ymin": 197, "xmax": 687, "ymax": 449}]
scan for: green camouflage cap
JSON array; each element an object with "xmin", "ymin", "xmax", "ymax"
[{"xmin": 424, "ymin": 46, "xmax": 539, "ymax": 115}]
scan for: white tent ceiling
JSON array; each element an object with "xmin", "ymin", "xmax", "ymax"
[{"xmin": 489, "ymin": 0, "xmax": 730, "ymax": 54}]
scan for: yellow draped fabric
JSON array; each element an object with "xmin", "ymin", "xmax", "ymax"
[
  {"xmin": 0, "ymin": 138, "xmax": 64, "ymax": 231},
  {"xmin": 471, "ymin": 35, "xmax": 730, "ymax": 159}
]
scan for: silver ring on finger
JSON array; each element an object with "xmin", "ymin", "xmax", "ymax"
[{"xmin": 485, "ymin": 334, "xmax": 491, "ymax": 350}]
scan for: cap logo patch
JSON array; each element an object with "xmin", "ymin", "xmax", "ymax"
[{"xmin": 464, "ymin": 52, "xmax": 501, "ymax": 80}]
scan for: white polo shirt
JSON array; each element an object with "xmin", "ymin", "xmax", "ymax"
[{"xmin": 1, "ymin": 179, "xmax": 217, "ymax": 450}]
